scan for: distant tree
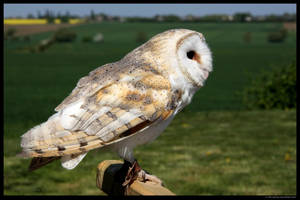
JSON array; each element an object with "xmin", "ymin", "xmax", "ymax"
[
  {"xmin": 126, "ymin": 16, "xmax": 156, "ymax": 23},
  {"xmin": 280, "ymin": 13, "xmax": 296, "ymax": 22},
  {"xmin": 264, "ymin": 14, "xmax": 295, "ymax": 22},
  {"xmin": 60, "ymin": 11, "xmax": 71, "ymax": 23},
  {"xmin": 241, "ymin": 61, "xmax": 296, "ymax": 109},
  {"xmin": 112, "ymin": 16, "xmax": 120, "ymax": 21},
  {"xmin": 37, "ymin": 10, "xmax": 42, "ymax": 19},
  {"xmin": 154, "ymin": 15, "xmax": 162, "ymax": 22},
  {"xmin": 27, "ymin": 13, "xmax": 35, "ymax": 19},
  {"xmin": 57, "ymin": 11, "xmax": 62, "ymax": 19},
  {"xmin": 234, "ymin": 12, "xmax": 252, "ymax": 22},
  {"xmin": 90, "ymin": 9, "xmax": 96, "ymax": 20},
  {"xmin": 99, "ymin": 13, "xmax": 108, "ymax": 21},
  {"xmin": 265, "ymin": 14, "xmax": 280, "ymax": 22},
  {"xmin": 60, "ymin": 16, "xmax": 68, "ymax": 23},
  {"xmin": 184, "ymin": 14, "xmax": 195, "ymax": 22},
  {"xmin": 66, "ymin": 11, "xmax": 70, "ymax": 18},
  {"xmin": 52, "ymin": 28, "xmax": 77, "ymax": 43},
  {"xmin": 162, "ymin": 15, "xmax": 181, "ymax": 22},
  {"xmin": 199, "ymin": 14, "xmax": 225, "ymax": 22},
  {"xmin": 45, "ymin": 9, "xmax": 55, "ymax": 23},
  {"xmin": 44, "ymin": 9, "xmax": 50, "ymax": 18}
]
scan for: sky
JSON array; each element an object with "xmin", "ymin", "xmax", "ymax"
[{"xmin": 4, "ymin": 4, "xmax": 296, "ymax": 18}]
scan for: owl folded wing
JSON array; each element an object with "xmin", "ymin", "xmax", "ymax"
[{"xmin": 20, "ymin": 68, "xmax": 181, "ymax": 158}]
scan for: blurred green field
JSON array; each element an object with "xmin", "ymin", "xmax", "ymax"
[{"xmin": 4, "ymin": 22, "xmax": 296, "ymax": 195}]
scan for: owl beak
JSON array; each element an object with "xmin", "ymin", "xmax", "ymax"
[
  {"xmin": 202, "ymin": 68, "xmax": 210, "ymax": 80},
  {"xmin": 203, "ymin": 70, "xmax": 209, "ymax": 80}
]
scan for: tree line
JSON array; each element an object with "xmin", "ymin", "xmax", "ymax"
[{"xmin": 7, "ymin": 9, "xmax": 296, "ymax": 23}]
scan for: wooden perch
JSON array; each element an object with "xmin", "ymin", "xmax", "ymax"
[{"xmin": 96, "ymin": 160, "xmax": 175, "ymax": 196}]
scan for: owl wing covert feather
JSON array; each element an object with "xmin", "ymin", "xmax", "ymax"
[
  {"xmin": 20, "ymin": 61, "xmax": 180, "ymax": 158},
  {"xmin": 55, "ymin": 62, "xmax": 123, "ymax": 112}
]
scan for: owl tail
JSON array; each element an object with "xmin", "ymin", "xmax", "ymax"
[
  {"xmin": 20, "ymin": 113, "xmax": 63, "ymax": 156},
  {"xmin": 18, "ymin": 113, "xmax": 63, "ymax": 171},
  {"xmin": 28, "ymin": 156, "xmax": 61, "ymax": 171},
  {"xmin": 27, "ymin": 153, "xmax": 88, "ymax": 171}
]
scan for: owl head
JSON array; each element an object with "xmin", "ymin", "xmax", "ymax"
[{"xmin": 134, "ymin": 29, "xmax": 213, "ymax": 89}]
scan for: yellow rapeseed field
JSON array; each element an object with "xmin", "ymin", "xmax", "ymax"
[
  {"xmin": 4, "ymin": 18, "xmax": 85, "ymax": 25},
  {"xmin": 69, "ymin": 19, "xmax": 85, "ymax": 24},
  {"xmin": 54, "ymin": 19, "xmax": 61, "ymax": 24},
  {"xmin": 4, "ymin": 19, "xmax": 48, "ymax": 25}
]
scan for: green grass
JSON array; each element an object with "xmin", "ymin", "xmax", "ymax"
[
  {"xmin": 4, "ymin": 22, "xmax": 296, "ymax": 195},
  {"xmin": 4, "ymin": 110, "xmax": 296, "ymax": 195}
]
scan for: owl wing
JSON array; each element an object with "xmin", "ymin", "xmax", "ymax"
[
  {"xmin": 20, "ymin": 63, "xmax": 181, "ymax": 159},
  {"xmin": 54, "ymin": 62, "xmax": 124, "ymax": 112}
]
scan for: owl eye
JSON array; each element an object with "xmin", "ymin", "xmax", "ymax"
[
  {"xmin": 186, "ymin": 51, "xmax": 195, "ymax": 60},
  {"xmin": 186, "ymin": 50, "xmax": 201, "ymax": 64}
]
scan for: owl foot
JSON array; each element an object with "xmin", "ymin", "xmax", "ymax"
[
  {"xmin": 122, "ymin": 160, "xmax": 163, "ymax": 187},
  {"xmin": 137, "ymin": 169, "xmax": 163, "ymax": 186}
]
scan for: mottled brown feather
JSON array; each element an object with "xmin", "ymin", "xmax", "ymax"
[{"xmin": 22, "ymin": 54, "xmax": 179, "ymax": 159}]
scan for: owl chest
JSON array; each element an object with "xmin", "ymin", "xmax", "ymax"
[
  {"xmin": 112, "ymin": 114, "xmax": 175, "ymax": 151},
  {"xmin": 134, "ymin": 115, "xmax": 174, "ymax": 145}
]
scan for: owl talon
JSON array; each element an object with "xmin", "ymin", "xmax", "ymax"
[
  {"xmin": 122, "ymin": 160, "xmax": 141, "ymax": 187},
  {"xmin": 122, "ymin": 160, "xmax": 163, "ymax": 187},
  {"xmin": 138, "ymin": 170, "xmax": 163, "ymax": 186}
]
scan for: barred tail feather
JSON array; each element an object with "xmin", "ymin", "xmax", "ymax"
[{"xmin": 28, "ymin": 157, "xmax": 61, "ymax": 171}]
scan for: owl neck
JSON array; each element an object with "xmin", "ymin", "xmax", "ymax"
[{"xmin": 169, "ymin": 73, "xmax": 199, "ymax": 113}]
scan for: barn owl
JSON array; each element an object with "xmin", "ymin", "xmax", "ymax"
[{"xmin": 19, "ymin": 29, "xmax": 213, "ymax": 186}]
